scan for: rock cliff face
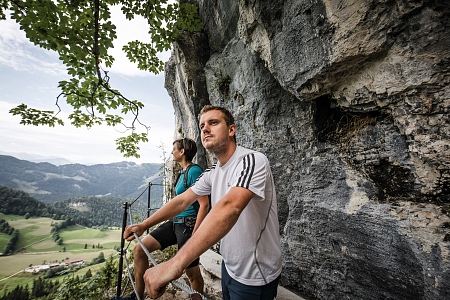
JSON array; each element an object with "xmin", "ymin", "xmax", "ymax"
[{"xmin": 164, "ymin": 0, "xmax": 450, "ymax": 299}]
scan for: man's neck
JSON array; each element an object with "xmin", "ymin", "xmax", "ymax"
[{"xmin": 215, "ymin": 143, "xmax": 237, "ymax": 166}]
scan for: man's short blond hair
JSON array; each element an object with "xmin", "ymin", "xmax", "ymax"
[{"xmin": 199, "ymin": 105, "xmax": 235, "ymax": 126}]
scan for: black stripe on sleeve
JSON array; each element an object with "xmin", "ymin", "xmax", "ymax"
[
  {"xmin": 193, "ymin": 163, "xmax": 216, "ymax": 184},
  {"xmin": 236, "ymin": 154, "xmax": 255, "ymax": 189}
]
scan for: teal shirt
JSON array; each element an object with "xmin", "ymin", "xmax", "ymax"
[{"xmin": 174, "ymin": 164, "xmax": 203, "ymax": 219}]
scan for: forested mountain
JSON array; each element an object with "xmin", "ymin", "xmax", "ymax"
[
  {"xmin": 0, "ymin": 186, "xmax": 67, "ymax": 220},
  {"xmin": 0, "ymin": 186, "xmax": 155, "ymax": 227},
  {"xmin": 53, "ymin": 196, "xmax": 153, "ymax": 227},
  {"xmin": 0, "ymin": 155, "xmax": 164, "ymax": 202}
]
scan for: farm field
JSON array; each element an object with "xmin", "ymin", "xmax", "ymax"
[{"xmin": 0, "ymin": 213, "xmax": 124, "ymax": 296}]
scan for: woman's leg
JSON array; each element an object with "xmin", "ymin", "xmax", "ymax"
[
  {"xmin": 133, "ymin": 235, "xmax": 161, "ymax": 299},
  {"xmin": 174, "ymin": 223, "xmax": 204, "ymax": 293},
  {"xmin": 185, "ymin": 265, "xmax": 204, "ymax": 293}
]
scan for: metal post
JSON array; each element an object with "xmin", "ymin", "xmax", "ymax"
[
  {"xmin": 116, "ymin": 201, "xmax": 129, "ymax": 298},
  {"xmin": 147, "ymin": 182, "xmax": 152, "ymax": 234}
]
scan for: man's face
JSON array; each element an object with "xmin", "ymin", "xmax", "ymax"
[{"xmin": 199, "ymin": 109, "xmax": 234, "ymax": 152}]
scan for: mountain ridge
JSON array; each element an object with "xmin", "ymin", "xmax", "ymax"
[
  {"xmin": 0, "ymin": 151, "xmax": 73, "ymax": 166},
  {"xmin": 0, "ymin": 155, "xmax": 165, "ymax": 203}
]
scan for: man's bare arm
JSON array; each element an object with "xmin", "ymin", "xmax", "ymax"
[
  {"xmin": 123, "ymin": 188, "xmax": 199, "ymax": 241},
  {"xmin": 143, "ymin": 186, "xmax": 254, "ymax": 298}
]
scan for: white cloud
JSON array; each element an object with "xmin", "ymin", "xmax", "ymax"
[
  {"xmin": 0, "ymin": 7, "xmax": 171, "ymax": 78},
  {"xmin": 108, "ymin": 6, "xmax": 155, "ymax": 77},
  {"xmin": 104, "ymin": 5, "xmax": 171, "ymax": 77},
  {"xmin": 0, "ymin": 100, "xmax": 174, "ymax": 164},
  {"xmin": 0, "ymin": 17, "xmax": 66, "ymax": 77}
]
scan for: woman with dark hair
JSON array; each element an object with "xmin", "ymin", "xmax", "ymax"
[{"xmin": 123, "ymin": 138, "xmax": 209, "ymax": 300}]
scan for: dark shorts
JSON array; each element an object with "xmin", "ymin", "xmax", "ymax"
[
  {"xmin": 221, "ymin": 261, "xmax": 280, "ymax": 300},
  {"xmin": 149, "ymin": 221, "xmax": 199, "ymax": 268}
]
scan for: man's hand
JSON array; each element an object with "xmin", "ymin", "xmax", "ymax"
[
  {"xmin": 123, "ymin": 224, "xmax": 145, "ymax": 241},
  {"xmin": 143, "ymin": 259, "xmax": 183, "ymax": 299}
]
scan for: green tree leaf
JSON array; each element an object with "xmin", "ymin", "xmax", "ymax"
[{"xmin": 1, "ymin": 0, "xmax": 203, "ymax": 158}]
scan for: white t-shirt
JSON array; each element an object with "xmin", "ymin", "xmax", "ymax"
[{"xmin": 191, "ymin": 146, "xmax": 282, "ymax": 286}]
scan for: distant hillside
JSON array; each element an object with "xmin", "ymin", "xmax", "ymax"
[
  {"xmin": 0, "ymin": 186, "xmax": 68, "ymax": 220},
  {"xmin": 0, "ymin": 155, "xmax": 165, "ymax": 202},
  {"xmin": 53, "ymin": 196, "xmax": 153, "ymax": 227},
  {"xmin": 0, "ymin": 186, "xmax": 153, "ymax": 227}
]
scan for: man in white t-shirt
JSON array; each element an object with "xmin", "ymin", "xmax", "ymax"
[{"xmin": 124, "ymin": 105, "xmax": 282, "ymax": 300}]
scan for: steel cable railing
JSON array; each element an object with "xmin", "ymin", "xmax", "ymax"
[{"xmin": 114, "ymin": 182, "xmax": 208, "ymax": 300}]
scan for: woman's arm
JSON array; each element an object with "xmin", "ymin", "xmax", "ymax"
[
  {"xmin": 123, "ymin": 188, "xmax": 199, "ymax": 241},
  {"xmin": 192, "ymin": 195, "xmax": 210, "ymax": 234}
]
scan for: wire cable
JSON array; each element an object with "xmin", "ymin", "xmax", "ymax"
[
  {"xmin": 122, "ymin": 202, "xmax": 208, "ymax": 300},
  {"xmin": 131, "ymin": 233, "xmax": 208, "ymax": 299},
  {"xmin": 124, "ymin": 254, "xmax": 141, "ymax": 300}
]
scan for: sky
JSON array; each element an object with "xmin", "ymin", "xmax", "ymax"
[{"xmin": 0, "ymin": 7, "xmax": 176, "ymax": 165}]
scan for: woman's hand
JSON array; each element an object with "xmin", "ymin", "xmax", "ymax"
[{"xmin": 123, "ymin": 224, "xmax": 145, "ymax": 241}]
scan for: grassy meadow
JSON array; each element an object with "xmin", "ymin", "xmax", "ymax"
[
  {"xmin": 0, "ymin": 213, "xmax": 124, "ymax": 296},
  {"xmin": 0, "ymin": 233, "xmax": 10, "ymax": 251}
]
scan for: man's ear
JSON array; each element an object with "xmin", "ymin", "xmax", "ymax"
[{"xmin": 229, "ymin": 124, "xmax": 236, "ymax": 137}]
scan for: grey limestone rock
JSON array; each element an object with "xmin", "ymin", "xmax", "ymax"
[{"xmin": 164, "ymin": 0, "xmax": 450, "ymax": 299}]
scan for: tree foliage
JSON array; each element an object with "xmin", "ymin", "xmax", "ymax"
[
  {"xmin": 54, "ymin": 255, "xmax": 118, "ymax": 300},
  {"xmin": 0, "ymin": 284, "xmax": 30, "ymax": 300},
  {"xmin": 0, "ymin": 186, "xmax": 68, "ymax": 220},
  {"xmin": 0, "ymin": 219, "xmax": 15, "ymax": 235},
  {"xmin": 0, "ymin": 0, "xmax": 202, "ymax": 158},
  {"xmin": 1, "ymin": 228, "xmax": 19, "ymax": 255}
]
